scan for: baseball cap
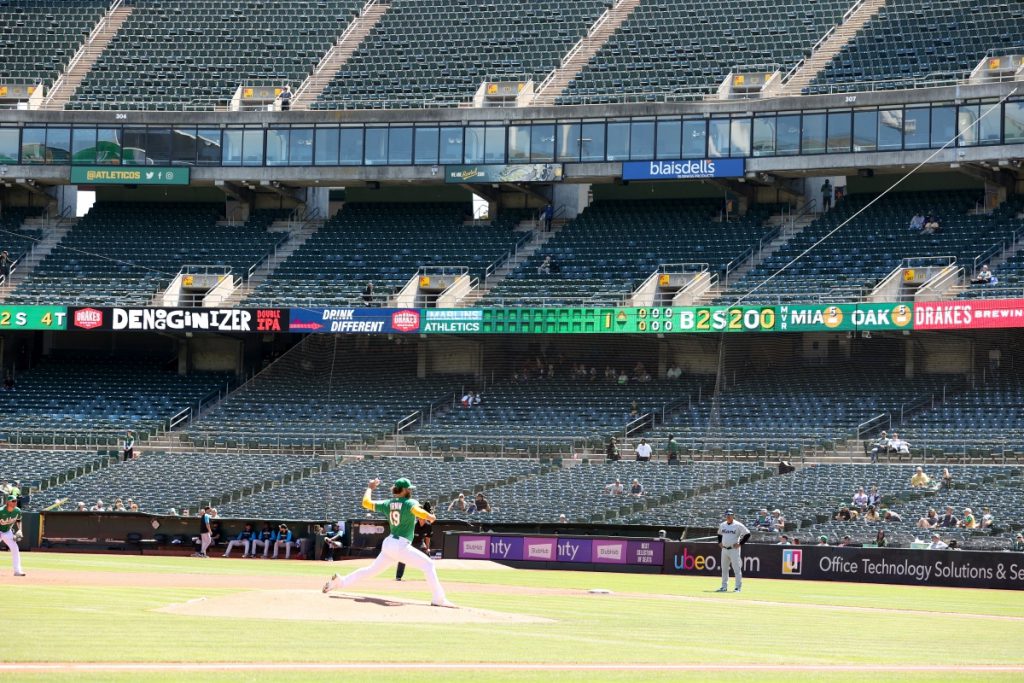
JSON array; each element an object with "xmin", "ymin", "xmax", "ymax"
[
  {"xmin": 724, "ymin": 509, "xmax": 734, "ymax": 516},
  {"xmin": 5, "ymin": 494, "xmax": 16, "ymax": 502},
  {"xmin": 394, "ymin": 477, "xmax": 415, "ymax": 491}
]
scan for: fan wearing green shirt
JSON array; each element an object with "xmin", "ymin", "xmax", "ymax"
[
  {"xmin": 0, "ymin": 494, "xmax": 25, "ymax": 577},
  {"xmin": 322, "ymin": 477, "xmax": 453, "ymax": 607}
]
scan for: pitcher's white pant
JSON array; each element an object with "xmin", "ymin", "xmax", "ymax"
[
  {"xmin": 720, "ymin": 546, "xmax": 742, "ymax": 589},
  {"xmin": 0, "ymin": 530, "xmax": 23, "ymax": 575},
  {"xmin": 326, "ymin": 535, "xmax": 447, "ymax": 604},
  {"xmin": 223, "ymin": 540, "xmax": 248, "ymax": 558},
  {"xmin": 272, "ymin": 539, "xmax": 292, "ymax": 559}
]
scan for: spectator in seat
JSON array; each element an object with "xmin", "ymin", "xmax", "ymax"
[
  {"xmin": 940, "ymin": 467, "xmax": 953, "ymax": 490},
  {"xmin": 472, "ymin": 493, "xmax": 490, "ymax": 513},
  {"xmin": 362, "ymin": 281, "xmax": 375, "ymax": 306},
  {"xmin": 629, "ymin": 400, "xmax": 639, "ymax": 419},
  {"xmin": 770, "ymin": 509, "xmax": 785, "ymax": 531},
  {"xmin": 909, "ymin": 213, "xmax": 925, "ymax": 232},
  {"xmin": 928, "ymin": 533, "xmax": 948, "ymax": 550},
  {"xmin": 867, "ymin": 485, "xmax": 882, "ymax": 508},
  {"xmin": 864, "ymin": 505, "xmax": 880, "ymax": 523},
  {"xmin": 980, "ymin": 507, "xmax": 995, "ymax": 530},
  {"xmin": 839, "ymin": 536, "xmax": 853, "ymax": 547},
  {"xmin": 869, "ymin": 430, "xmax": 891, "ymax": 463},
  {"xmin": 883, "ymin": 510, "xmax": 903, "ymax": 523},
  {"xmin": 1011, "ymin": 533, "xmax": 1024, "ymax": 552},
  {"xmin": 776, "ymin": 535, "xmax": 790, "ymax": 545},
  {"xmin": 938, "ymin": 506, "xmax": 959, "ymax": 528},
  {"xmin": 817, "ymin": 535, "xmax": 829, "ymax": 546},
  {"xmin": 972, "ymin": 265, "xmax": 995, "ymax": 285},
  {"xmin": 617, "ymin": 371, "xmax": 629, "ymax": 386},
  {"xmin": 852, "ymin": 486, "xmax": 868, "ymax": 509},
  {"xmin": 447, "ymin": 493, "xmax": 468, "ymax": 512},
  {"xmin": 778, "ymin": 460, "xmax": 796, "ymax": 475},
  {"xmin": 961, "ymin": 508, "xmax": 977, "ymax": 529},
  {"xmin": 123, "ymin": 430, "xmax": 135, "ymax": 462},
  {"xmin": 460, "ymin": 392, "xmax": 472, "ymax": 408},
  {"xmin": 538, "ymin": 255, "xmax": 552, "ymax": 275},
  {"xmin": 90, "ymin": 499, "xmax": 105, "ymax": 512},
  {"xmin": 557, "ymin": 514, "xmax": 568, "ymax": 524},
  {"xmin": 922, "ymin": 215, "xmax": 941, "ymax": 234},
  {"xmin": 754, "ymin": 509, "xmax": 772, "ymax": 531},
  {"xmin": 630, "ymin": 479, "xmax": 644, "ymax": 497},
  {"xmin": 634, "ymin": 438, "xmax": 652, "ymax": 462},
  {"xmin": 278, "ymin": 85, "xmax": 292, "ymax": 111},
  {"xmin": 604, "ymin": 479, "xmax": 624, "ymax": 496},
  {"xmin": 606, "ymin": 436, "xmax": 620, "ymax": 462},
  {"xmin": 0, "ymin": 250, "xmax": 10, "ymax": 283},
  {"xmin": 874, "ymin": 530, "xmax": 887, "ymax": 548},
  {"xmin": 665, "ymin": 435, "xmax": 681, "ymax": 463},
  {"xmin": 889, "ymin": 432, "xmax": 910, "ymax": 456},
  {"xmin": 75, "ymin": 501, "xmax": 87, "ymax": 512},
  {"xmin": 834, "ymin": 506, "xmax": 855, "ymax": 522},
  {"xmin": 916, "ymin": 508, "xmax": 939, "ymax": 529},
  {"xmin": 910, "ymin": 466, "xmax": 930, "ymax": 488}
]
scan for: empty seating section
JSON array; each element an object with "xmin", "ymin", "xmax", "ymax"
[
  {"xmin": 409, "ymin": 375, "xmax": 706, "ymax": 453},
  {"xmin": 6, "ymin": 203, "xmax": 285, "ymax": 306},
  {"xmin": 312, "ymin": 0, "xmax": 609, "ymax": 109},
  {"xmin": 69, "ymin": 0, "xmax": 363, "ymax": 110},
  {"xmin": 0, "ymin": 0, "xmax": 106, "ymax": 87},
  {"xmin": 0, "ymin": 356, "xmax": 230, "ymax": 442},
  {"xmin": 811, "ymin": 0, "xmax": 1024, "ymax": 93},
  {"xmin": 216, "ymin": 456, "xmax": 544, "ymax": 520},
  {"xmin": 559, "ymin": 0, "xmax": 852, "ymax": 105},
  {"xmin": 896, "ymin": 376, "xmax": 1024, "ymax": 457},
  {"xmin": 187, "ymin": 337, "xmax": 472, "ymax": 449},
  {"xmin": 960, "ymin": 198, "xmax": 1024, "ymax": 299},
  {"xmin": 0, "ymin": 206, "xmax": 43, "ymax": 263},
  {"xmin": 26, "ymin": 451, "xmax": 321, "ymax": 513},
  {"xmin": 483, "ymin": 200, "xmax": 777, "ymax": 306},
  {"xmin": 0, "ymin": 449, "xmax": 109, "ymax": 489},
  {"xmin": 647, "ymin": 367, "xmax": 961, "ymax": 452},
  {"xmin": 719, "ymin": 191, "xmax": 1013, "ymax": 304},
  {"xmin": 247, "ymin": 203, "xmax": 526, "ymax": 307},
  {"xmin": 442, "ymin": 461, "xmax": 768, "ymax": 524}
]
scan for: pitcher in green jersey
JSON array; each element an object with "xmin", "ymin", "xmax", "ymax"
[
  {"xmin": 0, "ymin": 494, "xmax": 25, "ymax": 577},
  {"xmin": 322, "ymin": 477, "xmax": 452, "ymax": 607}
]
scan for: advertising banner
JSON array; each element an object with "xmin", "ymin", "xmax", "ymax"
[
  {"xmin": 68, "ymin": 307, "xmax": 288, "ymax": 333},
  {"xmin": 421, "ymin": 309, "xmax": 483, "ymax": 333},
  {"xmin": 663, "ymin": 542, "xmax": 1024, "ymax": 590},
  {"xmin": 914, "ymin": 299, "xmax": 1024, "ymax": 331},
  {"xmin": 776, "ymin": 302, "xmax": 914, "ymax": 332},
  {"xmin": 0, "ymin": 306, "xmax": 66, "ymax": 330},
  {"xmin": 445, "ymin": 164, "xmax": 563, "ymax": 184},
  {"xmin": 70, "ymin": 166, "xmax": 190, "ymax": 186},
  {"xmin": 288, "ymin": 308, "xmax": 421, "ymax": 333},
  {"xmin": 455, "ymin": 533, "xmax": 664, "ymax": 568},
  {"xmin": 622, "ymin": 158, "xmax": 745, "ymax": 181}
]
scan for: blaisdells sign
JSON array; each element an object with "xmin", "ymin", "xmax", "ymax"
[
  {"xmin": 914, "ymin": 299, "xmax": 1024, "ymax": 330},
  {"xmin": 622, "ymin": 158, "xmax": 745, "ymax": 180},
  {"xmin": 288, "ymin": 308, "xmax": 421, "ymax": 334},
  {"xmin": 445, "ymin": 164, "xmax": 563, "ymax": 184},
  {"xmin": 0, "ymin": 306, "xmax": 66, "ymax": 330},
  {"xmin": 70, "ymin": 166, "xmax": 190, "ymax": 186},
  {"xmin": 69, "ymin": 307, "xmax": 288, "ymax": 332}
]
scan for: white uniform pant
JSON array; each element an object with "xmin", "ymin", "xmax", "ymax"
[
  {"xmin": 223, "ymin": 540, "xmax": 248, "ymax": 557},
  {"xmin": 0, "ymin": 530, "xmax": 22, "ymax": 574},
  {"xmin": 327, "ymin": 535, "xmax": 447, "ymax": 604},
  {"xmin": 720, "ymin": 546, "xmax": 742, "ymax": 589},
  {"xmin": 199, "ymin": 532, "xmax": 212, "ymax": 555},
  {"xmin": 250, "ymin": 539, "xmax": 270, "ymax": 557},
  {"xmin": 272, "ymin": 539, "xmax": 292, "ymax": 559}
]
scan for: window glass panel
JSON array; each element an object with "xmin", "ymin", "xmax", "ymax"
[
  {"xmin": 464, "ymin": 126, "xmax": 485, "ymax": 164},
  {"xmin": 508, "ymin": 125, "xmax": 530, "ymax": 161},
  {"xmin": 800, "ymin": 113, "xmax": 826, "ymax": 154},
  {"xmin": 957, "ymin": 105, "xmax": 979, "ymax": 146},
  {"xmin": 387, "ymin": 127, "xmax": 412, "ymax": 164},
  {"xmin": 268, "ymin": 128, "xmax": 291, "ymax": 166},
  {"xmin": 97, "ymin": 128, "xmax": 122, "ymax": 165},
  {"xmin": 197, "ymin": 128, "xmax": 221, "ymax": 166},
  {"xmin": 979, "ymin": 102, "xmax": 1002, "ymax": 144},
  {"xmin": 484, "ymin": 127, "xmax": 505, "ymax": 163},
  {"xmin": 853, "ymin": 111, "xmax": 877, "ymax": 152},
  {"xmin": 0, "ymin": 128, "xmax": 17, "ymax": 164},
  {"xmin": 122, "ymin": 127, "xmax": 147, "ymax": 165},
  {"xmin": 605, "ymin": 121, "xmax": 629, "ymax": 161},
  {"xmin": 146, "ymin": 128, "xmax": 171, "ymax": 165},
  {"xmin": 46, "ymin": 128, "xmax": 71, "ymax": 164},
  {"xmin": 681, "ymin": 119, "xmax": 707, "ymax": 157},
  {"xmin": 776, "ymin": 115, "xmax": 801, "ymax": 155},
  {"xmin": 557, "ymin": 122, "xmax": 581, "ymax": 161},
  {"xmin": 21, "ymin": 128, "xmax": 45, "ymax": 164},
  {"xmin": 904, "ymin": 108, "xmax": 930, "ymax": 149},
  {"xmin": 929, "ymin": 107, "xmax": 955, "ymax": 147},
  {"xmin": 414, "ymin": 127, "xmax": 439, "ymax": 164},
  {"xmin": 580, "ymin": 122, "xmax": 605, "ymax": 162},
  {"xmin": 289, "ymin": 128, "xmax": 313, "ymax": 165},
  {"xmin": 440, "ymin": 127, "xmax": 462, "ymax": 164},
  {"xmin": 172, "ymin": 128, "xmax": 197, "ymax": 166},
  {"xmin": 223, "ymin": 130, "xmax": 243, "ymax": 166},
  {"xmin": 315, "ymin": 127, "xmax": 339, "ymax": 166},
  {"xmin": 71, "ymin": 127, "xmax": 97, "ymax": 164},
  {"xmin": 1006, "ymin": 101, "xmax": 1024, "ymax": 144},
  {"xmin": 826, "ymin": 112, "xmax": 851, "ymax": 153},
  {"xmin": 242, "ymin": 129, "xmax": 264, "ymax": 166},
  {"xmin": 629, "ymin": 120, "xmax": 655, "ymax": 160},
  {"xmin": 364, "ymin": 127, "xmax": 388, "ymax": 165},
  {"xmin": 752, "ymin": 117, "xmax": 775, "ymax": 157},
  {"xmin": 656, "ymin": 119, "xmax": 681, "ymax": 159},
  {"xmin": 340, "ymin": 127, "xmax": 364, "ymax": 165},
  {"xmin": 730, "ymin": 118, "xmax": 751, "ymax": 157},
  {"xmin": 878, "ymin": 109, "xmax": 903, "ymax": 151},
  {"xmin": 530, "ymin": 124, "xmax": 554, "ymax": 162},
  {"xmin": 708, "ymin": 119, "xmax": 730, "ymax": 158}
]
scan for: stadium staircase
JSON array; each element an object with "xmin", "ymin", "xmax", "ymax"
[
  {"xmin": 529, "ymin": 0, "xmax": 642, "ymax": 106},
  {"xmin": 291, "ymin": 0, "xmax": 390, "ymax": 110},
  {"xmin": 219, "ymin": 213, "xmax": 324, "ymax": 307},
  {"xmin": 777, "ymin": 0, "xmax": 888, "ymax": 97},
  {"xmin": 41, "ymin": 0, "xmax": 133, "ymax": 110},
  {"xmin": 460, "ymin": 217, "xmax": 566, "ymax": 306},
  {"xmin": 0, "ymin": 216, "xmax": 74, "ymax": 304}
]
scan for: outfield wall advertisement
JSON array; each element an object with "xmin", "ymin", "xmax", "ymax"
[{"xmin": 456, "ymin": 534, "xmax": 664, "ymax": 568}]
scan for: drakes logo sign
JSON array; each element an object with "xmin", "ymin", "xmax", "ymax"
[
  {"xmin": 391, "ymin": 310, "xmax": 420, "ymax": 333},
  {"xmin": 74, "ymin": 308, "xmax": 103, "ymax": 330}
]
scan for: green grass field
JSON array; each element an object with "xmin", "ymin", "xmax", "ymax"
[{"xmin": 2, "ymin": 552, "xmax": 1023, "ymax": 682}]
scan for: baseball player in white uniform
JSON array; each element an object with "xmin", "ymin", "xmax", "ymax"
[{"xmin": 716, "ymin": 509, "xmax": 750, "ymax": 592}]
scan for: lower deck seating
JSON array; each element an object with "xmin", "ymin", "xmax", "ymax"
[{"xmin": 0, "ymin": 449, "xmax": 109, "ymax": 491}]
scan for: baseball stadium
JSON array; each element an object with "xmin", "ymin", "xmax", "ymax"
[{"xmin": 1, "ymin": 0, "xmax": 1024, "ymax": 680}]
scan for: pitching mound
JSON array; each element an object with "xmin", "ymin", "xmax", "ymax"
[{"xmin": 157, "ymin": 589, "xmax": 553, "ymax": 624}]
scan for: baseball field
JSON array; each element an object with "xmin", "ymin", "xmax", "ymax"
[{"xmin": 1, "ymin": 552, "xmax": 1023, "ymax": 682}]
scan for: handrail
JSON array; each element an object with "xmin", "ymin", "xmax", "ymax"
[
  {"xmin": 533, "ymin": 0, "xmax": 625, "ymax": 101},
  {"xmin": 915, "ymin": 265, "xmax": 963, "ymax": 301},
  {"xmin": 293, "ymin": 0, "xmax": 382, "ymax": 102},
  {"xmin": 43, "ymin": 0, "xmax": 125, "ymax": 108}
]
